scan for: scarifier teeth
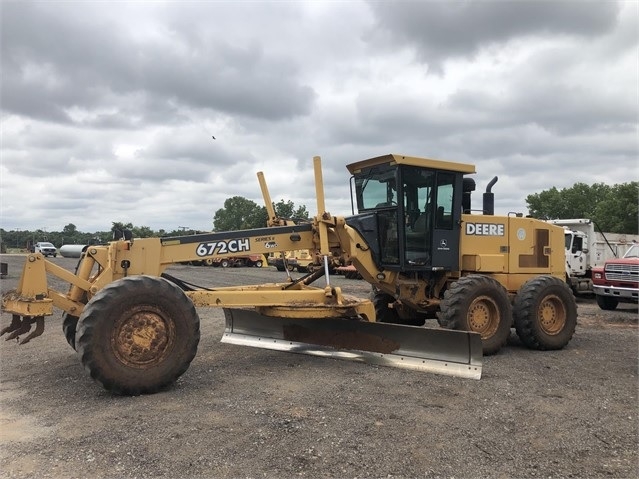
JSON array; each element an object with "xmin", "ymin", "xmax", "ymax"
[
  {"xmin": 19, "ymin": 317, "xmax": 45, "ymax": 345},
  {"xmin": 0, "ymin": 315, "xmax": 23, "ymax": 337},
  {"xmin": 1, "ymin": 315, "xmax": 42, "ymax": 343}
]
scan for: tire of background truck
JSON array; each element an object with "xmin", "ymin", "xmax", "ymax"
[
  {"xmin": 276, "ymin": 265, "xmax": 285, "ymax": 271},
  {"xmin": 62, "ymin": 313, "xmax": 79, "ymax": 350},
  {"xmin": 513, "ymin": 276, "xmax": 577, "ymax": 350},
  {"xmin": 254, "ymin": 260, "xmax": 263, "ymax": 268},
  {"xmin": 221, "ymin": 259, "xmax": 230, "ymax": 268},
  {"xmin": 438, "ymin": 275, "xmax": 512, "ymax": 355},
  {"xmin": 287, "ymin": 264, "xmax": 295, "ymax": 271},
  {"xmin": 75, "ymin": 276, "xmax": 200, "ymax": 395},
  {"xmin": 595, "ymin": 294, "xmax": 618, "ymax": 311}
]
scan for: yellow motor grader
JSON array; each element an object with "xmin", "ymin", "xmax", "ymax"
[{"xmin": 1, "ymin": 154, "xmax": 577, "ymax": 395}]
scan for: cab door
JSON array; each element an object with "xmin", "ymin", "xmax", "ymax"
[{"xmin": 431, "ymin": 172, "xmax": 462, "ymax": 271}]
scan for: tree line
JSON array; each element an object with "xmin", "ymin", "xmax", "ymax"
[
  {"xmin": 525, "ymin": 182, "xmax": 637, "ymax": 234},
  {"xmin": 1, "ymin": 182, "xmax": 635, "ymax": 252},
  {"xmin": 0, "ymin": 199, "xmax": 310, "ymax": 251}
]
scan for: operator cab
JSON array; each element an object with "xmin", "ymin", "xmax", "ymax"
[{"xmin": 346, "ymin": 154, "xmax": 475, "ymax": 272}]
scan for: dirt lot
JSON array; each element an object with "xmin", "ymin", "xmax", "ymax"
[{"xmin": 0, "ymin": 254, "xmax": 637, "ymax": 479}]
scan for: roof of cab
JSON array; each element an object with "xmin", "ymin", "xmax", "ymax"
[{"xmin": 346, "ymin": 154, "xmax": 476, "ymax": 175}]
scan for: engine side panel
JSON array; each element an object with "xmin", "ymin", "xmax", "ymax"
[{"xmin": 460, "ymin": 215, "xmax": 565, "ymax": 281}]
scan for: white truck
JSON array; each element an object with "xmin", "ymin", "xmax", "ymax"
[{"xmin": 549, "ymin": 219, "xmax": 639, "ymax": 294}]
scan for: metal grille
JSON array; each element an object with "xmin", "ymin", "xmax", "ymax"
[{"xmin": 605, "ymin": 264, "xmax": 639, "ymax": 283}]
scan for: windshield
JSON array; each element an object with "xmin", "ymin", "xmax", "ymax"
[
  {"xmin": 354, "ymin": 167, "xmax": 397, "ymax": 210},
  {"xmin": 623, "ymin": 244, "xmax": 639, "ymax": 258},
  {"xmin": 564, "ymin": 232, "xmax": 572, "ymax": 250},
  {"xmin": 40, "ymin": 242, "xmax": 55, "ymax": 248}
]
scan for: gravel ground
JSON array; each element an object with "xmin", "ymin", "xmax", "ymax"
[{"xmin": 0, "ymin": 254, "xmax": 637, "ymax": 479}]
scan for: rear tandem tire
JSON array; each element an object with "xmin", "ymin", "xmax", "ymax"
[
  {"xmin": 76, "ymin": 276, "xmax": 200, "ymax": 395},
  {"xmin": 513, "ymin": 276, "xmax": 577, "ymax": 350},
  {"xmin": 438, "ymin": 275, "xmax": 512, "ymax": 355},
  {"xmin": 62, "ymin": 313, "xmax": 79, "ymax": 350}
]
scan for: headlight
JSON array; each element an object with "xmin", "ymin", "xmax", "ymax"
[{"xmin": 594, "ymin": 272, "xmax": 602, "ymax": 279}]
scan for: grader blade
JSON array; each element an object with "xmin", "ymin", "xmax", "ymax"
[{"xmin": 222, "ymin": 309, "xmax": 482, "ymax": 379}]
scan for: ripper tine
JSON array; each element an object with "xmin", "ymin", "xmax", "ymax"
[
  {"xmin": 19, "ymin": 316, "xmax": 45, "ymax": 345},
  {"xmin": 4, "ymin": 317, "xmax": 36, "ymax": 342},
  {"xmin": 0, "ymin": 315, "xmax": 23, "ymax": 337}
]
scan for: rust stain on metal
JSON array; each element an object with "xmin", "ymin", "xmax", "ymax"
[{"xmin": 282, "ymin": 324, "xmax": 400, "ymax": 354}]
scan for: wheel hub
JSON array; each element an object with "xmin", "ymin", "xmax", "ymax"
[
  {"xmin": 113, "ymin": 306, "xmax": 174, "ymax": 367},
  {"xmin": 468, "ymin": 296, "xmax": 499, "ymax": 338},
  {"xmin": 538, "ymin": 295, "xmax": 566, "ymax": 335}
]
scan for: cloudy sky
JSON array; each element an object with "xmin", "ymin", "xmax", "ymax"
[{"xmin": 1, "ymin": 1, "xmax": 637, "ymax": 234}]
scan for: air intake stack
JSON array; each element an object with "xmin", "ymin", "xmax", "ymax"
[{"xmin": 462, "ymin": 178, "xmax": 476, "ymax": 214}]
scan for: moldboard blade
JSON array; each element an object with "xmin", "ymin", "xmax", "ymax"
[{"xmin": 222, "ymin": 308, "xmax": 482, "ymax": 379}]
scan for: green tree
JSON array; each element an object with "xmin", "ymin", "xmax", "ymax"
[
  {"xmin": 62, "ymin": 223, "xmax": 77, "ymax": 235},
  {"xmin": 132, "ymin": 226, "xmax": 155, "ymax": 238},
  {"xmin": 592, "ymin": 183, "xmax": 639, "ymax": 233},
  {"xmin": 526, "ymin": 182, "xmax": 638, "ymax": 234},
  {"xmin": 212, "ymin": 196, "xmax": 268, "ymax": 231},
  {"xmin": 273, "ymin": 199, "xmax": 310, "ymax": 222}
]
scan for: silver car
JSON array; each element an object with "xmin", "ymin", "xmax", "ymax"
[{"xmin": 34, "ymin": 242, "xmax": 57, "ymax": 257}]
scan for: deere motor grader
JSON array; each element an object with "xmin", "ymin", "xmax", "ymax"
[{"xmin": 1, "ymin": 154, "xmax": 577, "ymax": 395}]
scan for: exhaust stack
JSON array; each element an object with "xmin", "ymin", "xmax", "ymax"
[{"xmin": 483, "ymin": 176, "xmax": 498, "ymax": 216}]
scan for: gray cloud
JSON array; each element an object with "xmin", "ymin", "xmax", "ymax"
[
  {"xmin": 1, "ymin": 1, "xmax": 316, "ymax": 127},
  {"xmin": 366, "ymin": 1, "xmax": 622, "ymax": 71},
  {"xmin": 0, "ymin": 1, "xmax": 636, "ymax": 232}
]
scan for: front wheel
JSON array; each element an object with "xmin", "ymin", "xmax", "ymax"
[
  {"xmin": 62, "ymin": 313, "xmax": 79, "ymax": 350},
  {"xmin": 76, "ymin": 276, "xmax": 200, "ymax": 395},
  {"xmin": 438, "ymin": 275, "xmax": 512, "ymax": 355},
  {"xmin": 513, "ymin": 276, "xmax": 576, "ymax": 350},
  {"xmin": 596, "ymin": 295, "xmax": 618, "ymax": 311}
]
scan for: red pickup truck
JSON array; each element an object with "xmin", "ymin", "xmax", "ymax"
[{"xmin": 592, "ymin": 243, "xmax": 639, "ymax": 310}]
